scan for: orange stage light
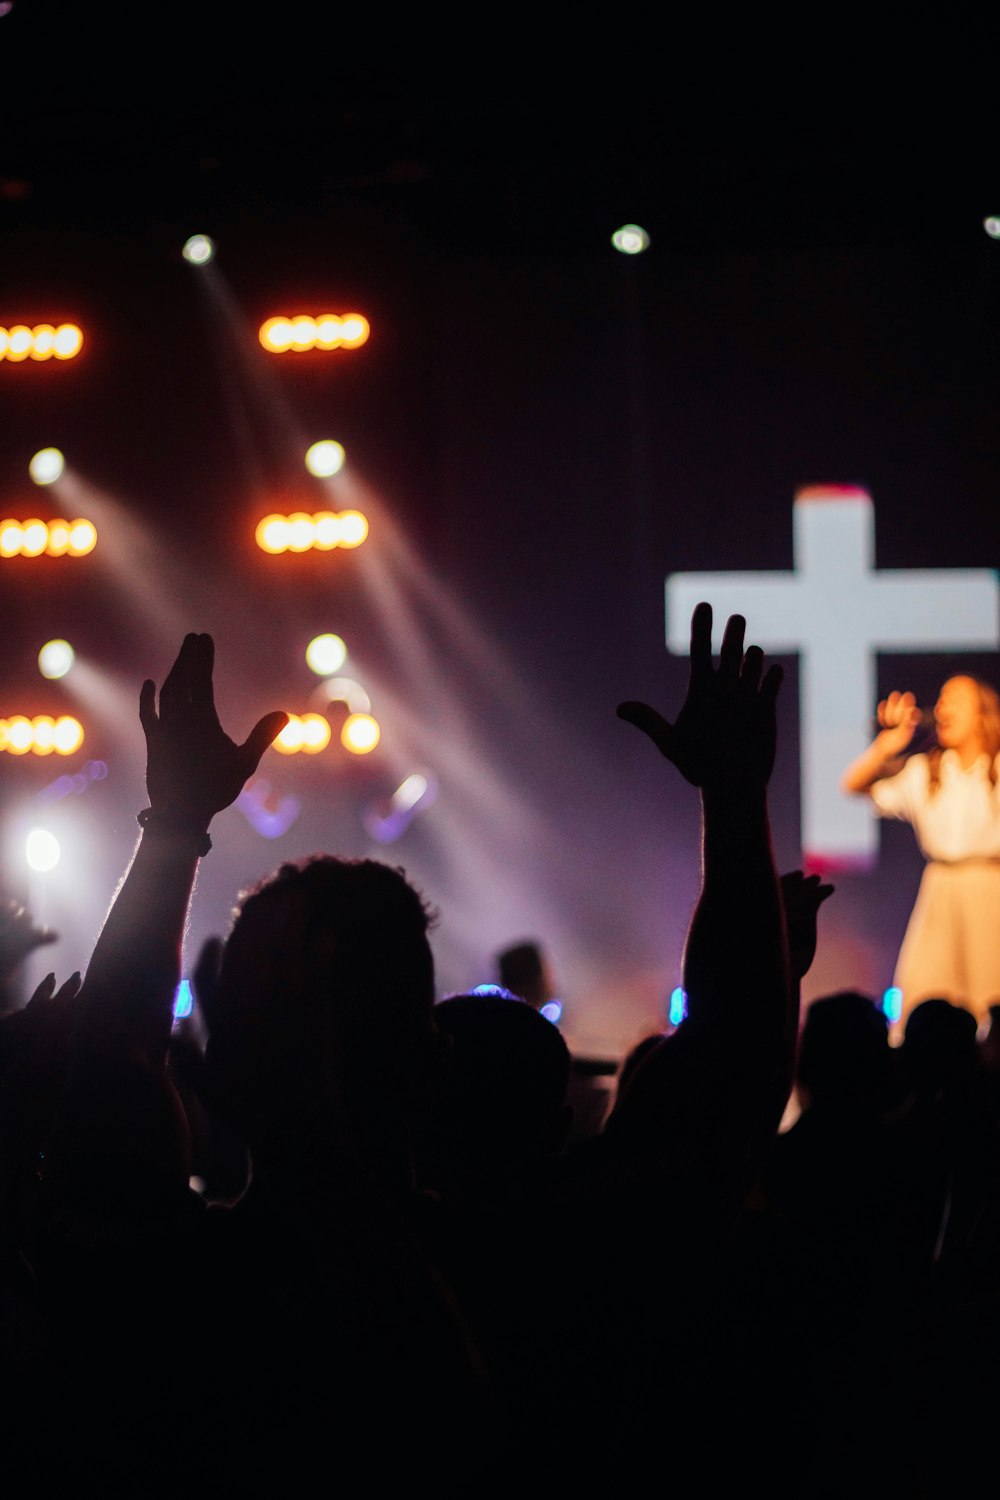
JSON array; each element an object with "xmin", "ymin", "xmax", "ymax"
[
  {"xmin": 254, "ymin": 511, "xmax": 368, "ymax": 554},
  {"xmin": 0, "ymin": 715, "xmax": 84, "ymax": 755},
  {"xmin": 0, "ymin": 518, "xmax": 96, "ymax": 557},
  {"xmin": 0, "ymin": 324, "xmax": 83, "ymax": 362},
  {"xmin": 258, "ymin": 313, "xmax": 369, "ymax": 353}
]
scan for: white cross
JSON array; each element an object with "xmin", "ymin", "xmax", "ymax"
[{"xmin": 666, "ymin": 485, "xmax": 1000, "ymax": 868}]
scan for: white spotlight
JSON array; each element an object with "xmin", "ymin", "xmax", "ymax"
[
  {"xmin": 305, "ymin": 440, "xmax": 346, "ymax": 477},
  {"xmin": 984, "ymin": 216, "xmax": 1000, "ymax": 240},
  {"xmin": 38, "ymin": 639, "xmax": 75, "ymax": 679},
  {"xmin": 29, "ymin": 447, "xmax": 65, "ymax": 486},
  {"xmin": 306, "ymin": 633, "xmax": 347, "ymax": 675},
  {"xmin": 26, "ymin": 828, "xmax": 60, "ymax": 872},
  {"xmin": 611, "ymin": 223, "xmax": 650, "ymax": 255},
  {"xmin": 182, "ymin": 234, "xmax": 215, "ymax": 266}
]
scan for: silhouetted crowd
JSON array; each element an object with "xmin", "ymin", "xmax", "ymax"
[{"xmin": 3, "ymin": 612, "xmax": 1000, "ymax": 1496}]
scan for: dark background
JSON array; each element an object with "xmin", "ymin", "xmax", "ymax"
[{"xmin": 1, "ymin": 9, "xmax": 998, "ymax": 1053}]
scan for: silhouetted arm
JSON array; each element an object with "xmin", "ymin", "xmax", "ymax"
[
  {"xmin": 607, "ymin": 604, "xmax": 791, "ymax": 1176},
  {"xmin": 79, "ymin": 633, "xmax": 286, "ymax": 1068}
]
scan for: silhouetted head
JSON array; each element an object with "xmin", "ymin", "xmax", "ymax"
[
  {"xmin": 423, "ymin": 993, "xmax": 572, "ymax": 1181},
  {"xmin": 902, "ymin": 998, "xmax": 978, "ymax": 1096},
  {"xmin": 206, "ymin": 857, "xmax": 435, "ymax": 1143},
  {"xmin": 796, "ymin": 991, "xmax": 892, "ymax": 1115}
]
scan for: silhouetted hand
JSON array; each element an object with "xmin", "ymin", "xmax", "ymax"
[
  {"xmin": 139, "ymin": 634, "xmax": 288, "ymax": 830},
  {"xmin": 780, "ymin": 871, "xmax": 834, "ymax": 982},
  {"xmin": 617, "ymin": 602, "xmax": 782, "ymax": 787}
]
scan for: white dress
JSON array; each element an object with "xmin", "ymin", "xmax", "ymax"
[{"xmin": 869, "ymin": 751, "xmax": 1000, "ymax": 1020}]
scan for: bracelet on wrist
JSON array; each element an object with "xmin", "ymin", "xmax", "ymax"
[{"xmin": 136, "ymin": 807, "xmax": 212, "ymax": 856}]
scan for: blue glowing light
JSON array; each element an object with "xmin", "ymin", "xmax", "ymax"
[
  {"xmin": 35, "ymin": 759, "xmax": 109, "ymax": 806},
  {"xmin": 172, "ymin": 980, "xmax": 193, "ymax": 1020},
  {"xmin": 236, "ymin": 779, "xmax": 301, "ymax": 839},
  {"xmin": 881, "ymin": 986, "xmax": 903, "ymax": 1024},
  {"xmin": 471, "ymin": 984, "xmax": 519, "ymax": 1000},
  {"xmin": 539, "ymin": 1000, "xmax": 563, "ymax": 1025},
  {"xmin": 669, "ymin": 986, "xmax": 688, "ymax": 1026}
]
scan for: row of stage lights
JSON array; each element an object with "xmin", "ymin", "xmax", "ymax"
[
  {"xmin": 255, "ymin": 510, "xmax": 368, "ymax": 553},
  {"xmin": 0, "ymin": 510, "xmax": 369, "ymax": 560},
  {"xmin": 0, "ymin": 325, "xmax": 83, "ymax": 361},
  {"xmin": 4, "ymin": 447, "xmax": 370, "ymax": 558},
  {"xmin": 259, "ymin": 315, "xmax": 369, "ymax": 353},
  {"xmin": 0, "ymin": 716, "xmax": 85, "ymax": 756},
  {"xmin": 4, "ymin": 634, "xmax": 379, "ymax": 763},
  {"xmin": 0, "ymin": 518, "xmax": 97, "ymax": 557},
  {"xmin": 274, "ymin": 711, "xmax": 381, "ymax": 755}
]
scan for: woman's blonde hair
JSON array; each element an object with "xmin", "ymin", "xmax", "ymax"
[{"xmin": 928, "ymin": 677, "xmax": 1000, "ymax": 793}]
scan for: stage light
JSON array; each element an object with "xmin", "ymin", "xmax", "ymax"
[
  {"xmin": 255, "ymin": 514, "xmax": 290, "ymax": 553},
  {"xmin": 259, "ymin": 318, "xmax": 293, "ymax": 352},
  {"xmin": 52, "ymin": 717, "xmax": 84, "ymax": 755},
  {"xmin": 67, "ymin": 520, "xmax": 97, "ymax": 555},
  {"xmin": 339, "ymin": 315, "xmax": 370, "ymax": 348},
  {"xmin": 53, "ymin": 324, "xmax": 83, "ymax": 358},
  {"xmin": 612, "ymin": 223, "xmax": 650, "ymax": 255},
  {"xmin": 272, "ymin": 713, "xmax": 333, "ymax": 755},
  {"xmin": 471, "ymin": 985, "xmax": 518, "ymax": 999},
  {"xmin": 3, "ymin": 325, "xmax": 85, "ymax": 362},
  {"xmin": 337, "ymin": 511, "xmax": 368, "ymax": 548},
  {"xmin": 45, "ymin": 520, "xmax": 71, "ymax": 556},
  {"xmin": 342, "ymin": 712, "xmax": 380, "ymax": 754},
  {"xmin": 305, "ymin": 440, "xmax": 345, "ymax": 477},
  {"xmin": 255, "ymin": 511, "xmax": 368, "ymax": 553},
  {"xmin": 300, "ymin": 713, "xmax": 332, "ymax": 753},
  {"xmin": 258, "ymin": 313, "xmax": 370, "ymax": 353},
  {"xmin": 5, "ymin": 325, "xmax": 32, "ymax": 360},
  {"xmin": 984, "ymin": 217, "xmax": 1000, "ymax": 239},
  {"xmin": 274, "ymin": 715, "xmax": 305, "ymax": 754},
  {"xmin": 38, "ymin": 640, "xmax": 74, "ymax": 679},
  {"xmin": 0, "ymin": 517, "xmax": 96, "ymax": 557},
  {"xmin": 312, "ymin": 512, "xmax": 341, "ymax": 549},
  {"xmin": 29, "ymin": 447, "xmax": 65, "ymax": 485},
  {"xmin": 668, "ymin": 986, "xmax": 688, "ymax": 1026},
  {"xmin": 539, "ymin": 1000, "xmax": 563, "ymax": 1025},
  {"xmin": 20, "ymin": 519, "xmax": 48, "ymax": 556},
  {"xmin": 306, "ymin": 634, "xmax": 347, "ymax": 675},
  {"xmin": 286, "ymin": 512, "xmax": 315, "ymax": 552},
  {"xmin": 29, "ymin": 325, "xmax": 56, "ymax": 359},
  {"xmin": 28, "ymin": 521, "xmax": 50, "ymax": 555},
  {"xmin": 2, "ymin": 717, "xmax": 33, "ymax": 753},
  {"xmin": 31, "ymin": 716, "xmax": 56, "ymax": 754},
  {"xmin": 26, "ymin": 829, "xmax": 60, "ymax": 873},
  {"xmin": 881, "ymin": 986, "xmax": 903, "ymax": 1024},
  {"xmin": 173, "ymin": 980, "xmax": 194, "ymax": 1020},
  {"xmin": 182, "ymin": 234, "xmax": 215, "ymax": 265}
]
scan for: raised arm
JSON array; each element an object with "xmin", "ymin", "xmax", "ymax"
[
  {"xmin": 79, "ymin": 634, "xmax": 286, "ymax": 1066},
  {"xmin": 607, "ymin": 604, "xmax": 790, "ymax": 1166},
  {"xmin": 841, "ymin": 689, "xmax": 920, "ymax": 794}
]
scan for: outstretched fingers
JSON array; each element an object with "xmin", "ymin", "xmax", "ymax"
[
  {"xmin": 189, "ymin": 634, "xmax": 218, "ymax": 723},
  {"xmin": 617, "ymin": 701, "xmax": 676, "ymax": 759},
  {"xmin": 139, "ymin": 679, "xmax": 158, "ymax": 740},
  {"xmin": 718, "ymin": 613, "xmax": 746, "ymax": 681},
  {"xmin": 689, "ymin": 601, "xmax": 714, "ymax": 684},
  {"xmin": 240, "ymin": 710, "xmax": 291, "ymax": 776}
]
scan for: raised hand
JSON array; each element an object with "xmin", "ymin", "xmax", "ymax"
[
  {"xmin": 876, "ymin": 690, "xmax": 921, "ymax": 756},
  {"xmin": 780, "ymin": 871, "xmax": 834, "ymax": 982},
  {"xmin": 139, "ymin": 634, "xmax": 288, "ymax": 830},
  {"xmin": 617, "ymin": 602, "xmax": 782, "ymax": 787}
]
